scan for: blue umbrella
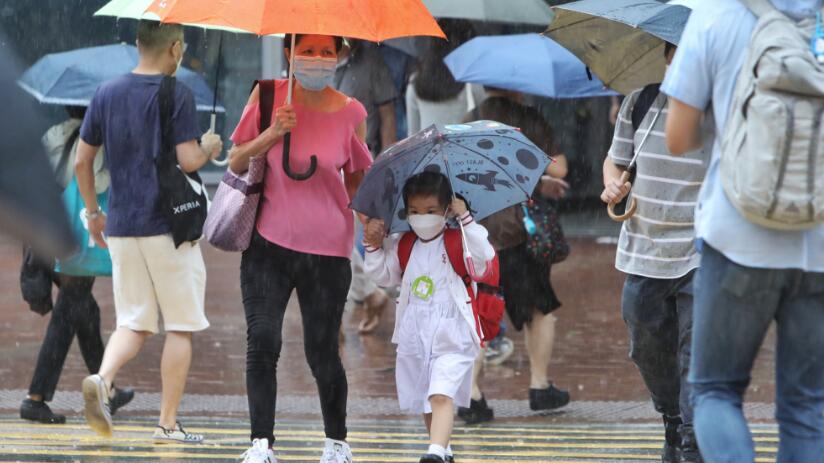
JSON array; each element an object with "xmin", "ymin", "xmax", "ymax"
[
  {"xmin": 17, "ymin": 43, "xmax": 225, "ymax": 112},
  {"xmin": 545, "ymin": 0, "xmax": 692, "ymax": 94},
  {"xmin": 352, "ymin": 120, "xmax": 551, "ymax": 234},
  {"xmin": 444, "ymin": 34, "xmax": 617, "ymax": 99}
]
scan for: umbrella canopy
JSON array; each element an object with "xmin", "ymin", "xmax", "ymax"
[
  {"xmin": 352, "ymin": 120, "xmax": 551, "ymax": 234},
  {"xmin": 445, "ymin": 33, "xmax": 617, "ymax": 99},
  {"xmin": 17, "ymin": 43, "xmax": 225, "ymax": 112},
  {"xmin": 421, "ymin": 0, "xmax": 554, "ymax": 26},
  {"xmin": 145, "ymin": 0, "xmax": 445, "ymax": 41},
  {"xmin": 545, "ymin": 0, "xmax": 691, "ymax": 95}
]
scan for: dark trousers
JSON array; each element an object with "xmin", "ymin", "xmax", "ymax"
[
  {"xmin": 621, "ymin": 271, "xmax": 695, "ymax": 425},
  {"xmin": 241, "ymin": 232, "xmax": 352, "ymax": 446},
  {"xmin": 28, "ymin": 275, "xmax": 103, "ymax": 402}
]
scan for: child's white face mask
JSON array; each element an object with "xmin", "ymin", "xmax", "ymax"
[{"xmin": 408, "ymin": 213, "xmax": 446, "ymax": 241}]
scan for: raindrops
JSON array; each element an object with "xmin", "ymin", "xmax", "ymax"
[
  {"xmin": 497, "ymin": 156, "xmax": 510, "ymax": 166},
  {"xmin": 516, "ymin": 174, "xmax": 526, "ymax": 184},
  {"xmin": 477, "ymin": 139, "xmax": 494, "ymax": 150},
  {"xmin": 516, "ymin": 149, "xmax": 539, "ymax": 169},
  {"xmin": 397, "ymin": 209, "xmax": 407, "ymax": 221},
  {"xmin": 495, "ymin": 129, "xmax": 511, "ymax": 135}
]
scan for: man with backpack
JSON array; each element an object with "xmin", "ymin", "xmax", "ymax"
[
  {"xmin": 663, "ymin": 0, "xmax": 824, "ymax": 460},
  {"xmin": 602, "ymin": 43, "xmax": 710, "ymax": 463},
  {"xmin": 75, "ymin": 20, "xmax": 222, "ymax": 442}
]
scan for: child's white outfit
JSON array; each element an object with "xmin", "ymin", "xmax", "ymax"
[{"xmin": 364, "ymin": 213, "xmax": 495, "ymax": 414}]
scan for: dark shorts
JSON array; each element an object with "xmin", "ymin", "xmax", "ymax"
[{"xmin": 499, "ymin": 242, "xmax": 561, "ymax": 331}]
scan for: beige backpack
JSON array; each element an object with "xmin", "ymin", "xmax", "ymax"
[{"xmin": 721, "ymin": 0, "xmax": 824, "ymax": 230}]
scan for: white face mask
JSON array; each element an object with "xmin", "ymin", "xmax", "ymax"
[
  {"xmin": 293, "ymin": 56, "xmax": 337, "ymax": 91},
  {"xmin": 408, "ymin": 213, "xmax": 446, "ymax": 241}
]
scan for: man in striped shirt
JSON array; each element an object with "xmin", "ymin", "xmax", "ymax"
[{"xmin": 601, "ymin": 44, "xmax": 712, "ymax": 463}]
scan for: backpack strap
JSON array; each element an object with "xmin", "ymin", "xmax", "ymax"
[
  {"xmin": 159, "ymin": 76, "xmax": 176, "ymax": 164},
  {"xmin": 256, "ymin": 79, "xmax": 276, "ymax": 133},
  {"xmin": 631, "ymin": 83, "xmax": 661, "ymax": 133},
  {"xmin": 397, "ymin": 232, "xmax": 418, "ymax": 273},
  {"xmin": 443, "ymin": 229, "xmax": 471, "ymax": 286},
  {"xmin": 55, "ymin": 125, "xmax": 81, "ymax": 187}
]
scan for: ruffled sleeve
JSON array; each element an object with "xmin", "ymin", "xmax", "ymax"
[
  {"xmin": 344, "ymin": 99, "xmax": 373, "ymax": 173},
  {"xmin": 345, "ymin": 133, "xmax": 373, "ymax": 173},
  {"xmin": 230, "ymin": 102, "xmax": 261, "ymax": 146}
]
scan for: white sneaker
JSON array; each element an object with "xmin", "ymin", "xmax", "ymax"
[
  {"xmin": 320, "ymin": 438, "xmax": 353, "ymax": 463},
  {"xmin": 241, "ymin": 439, "xmax": 276, "ymax": 463},
  {"xmin": 153, "ymin": 421, "xmax": 204, "ymax": 444},
  {"xmin": 81, "ymin": 374, "xmax": 112, "ymax": 437}
]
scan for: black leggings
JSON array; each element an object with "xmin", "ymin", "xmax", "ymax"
[
  {"xmin": 29, "ymin": 275, "xmax": 103, "ymax": 402},
  {"xmin": 241, "ymin": 232, "xmax": 352, "ymax": 445}
]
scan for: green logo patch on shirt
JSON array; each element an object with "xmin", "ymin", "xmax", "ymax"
[{"xmin": 411, "ymin": 275, "xmax": 435, "ymax": 301}]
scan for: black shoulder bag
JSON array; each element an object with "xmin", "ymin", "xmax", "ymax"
[{"xmin": 155, "ymin": 76, "xmax": 208, "ymax": 248}]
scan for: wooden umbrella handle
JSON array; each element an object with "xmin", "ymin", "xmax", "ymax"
[{"xmin": 607, "ymin": 170, "xmax": 637, "ymax": 222}]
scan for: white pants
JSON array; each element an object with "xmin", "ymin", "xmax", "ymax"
[
  {"xmin": 108, "ymin": 235, "xmax": 208, "ymax": 334},
  {"xmin": 396, "ymin": 300, "xmax": 479, "ymax": 414}
]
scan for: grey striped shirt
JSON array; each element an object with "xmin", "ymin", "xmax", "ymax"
[{"xmin": 608, "ymin": 90, "xmax": 712, "ymax": 279}]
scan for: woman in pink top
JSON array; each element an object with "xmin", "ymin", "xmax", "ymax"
[{"xmin": 227, "ymin": 34, "xmax": 372, "ymax": 463}]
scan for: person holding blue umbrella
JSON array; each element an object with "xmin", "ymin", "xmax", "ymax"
[{"xmin": 355, "ymin": 120, "xmax": 551, "ymax": 463}]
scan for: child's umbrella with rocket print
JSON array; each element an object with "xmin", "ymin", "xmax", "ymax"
[{"xmin": 352, "ymin": 120, "xmax": 553, "ymax": 235}]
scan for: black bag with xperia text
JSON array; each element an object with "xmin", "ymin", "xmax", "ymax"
[{"xmin": 155, "ymin": 76, "xmax": 208, "ymax": 248}]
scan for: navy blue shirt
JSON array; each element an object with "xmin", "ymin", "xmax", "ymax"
[{"xmin": 80, "ymin": 73, "xmax": 200, "ymax": 237}]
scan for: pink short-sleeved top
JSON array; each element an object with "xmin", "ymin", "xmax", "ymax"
[{"xmin": 231, "ymin": 80, "xmax": 372, "ymax": 258}]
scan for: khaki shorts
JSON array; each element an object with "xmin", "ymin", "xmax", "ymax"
[{"xmin": 108, "ymin": 235, "xmax": 209, "ymax": 334}]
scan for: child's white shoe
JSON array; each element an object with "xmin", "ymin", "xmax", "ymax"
[
  {"xmin": 319, "ymin": 438, "xmax": 352, "ymax": 463},
  {"xmin": 240, "ymin": 438, "xmax": 276, "ymax": 463}
]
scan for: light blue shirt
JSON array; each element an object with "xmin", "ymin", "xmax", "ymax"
[{"xmin": 661, "ymin": 0, "xmax": 824, "ymax": 271}]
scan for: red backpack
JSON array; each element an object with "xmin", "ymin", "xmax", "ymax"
[{"xmin": 398, "ymin": 229, "xmax": 505, "ymax": 344}]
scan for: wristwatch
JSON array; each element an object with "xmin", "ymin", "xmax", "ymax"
[{"xmin": 84, "ymin": 208, "xmax": 104, "ymax": 220}]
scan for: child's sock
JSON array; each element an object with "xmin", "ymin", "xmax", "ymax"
[
  {"xmin": 445, "ymin": 444, "xmax": 453, "ymax": 456},
  {"xmin": 427, "ymin": 444, "xmax": 446, "ymax": 459}
]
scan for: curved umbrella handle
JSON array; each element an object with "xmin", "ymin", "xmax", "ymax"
[
  {"xmin": 211, "ymin": 150, "xmax": 230, "ymax": 167},
  {"xmin": 282, "ymin": 132, "xmax": 317, "ymax": 181},
  {"xmin": 607, "ymin": 196, "xmax": 637, "ymax": 222},
  {"xmin": 607, "ymin": 170, "xmax": 636, "ymax": 222}
]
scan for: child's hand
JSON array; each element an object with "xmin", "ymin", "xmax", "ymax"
[
  {"xmin": 364, "ymin": 218, "xmax": 386, "ymax": 249},
  {"xmin": 450, "ymin": 197, "xmax": 468, "ymax": 217}
]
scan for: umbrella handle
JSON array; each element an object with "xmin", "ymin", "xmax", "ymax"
[
  {"xmin": 208, "ymin": 112, "xmax": 230, "ymax": 166},
  {"xmin": 282, "ymin": 132, "xmax": 317, "ymax": 181},
  {"xmin": 607, "ymin": 171, "xmax": 636, "ymax": 222},
  {"xmin": 211, "ymin": 150, "xmax": 230, "ymax": 167}
]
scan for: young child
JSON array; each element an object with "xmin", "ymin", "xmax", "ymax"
[{"xmin": 363, "ymin": 171, "xmax": 496, "ymax": 463}]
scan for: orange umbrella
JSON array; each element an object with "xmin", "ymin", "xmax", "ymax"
[
  {"xmin": 145, "ymin": 0, "xmax": 444, "ymax": 180},
  {"xmin": 145, "ymin": 0, "xmax": 445, "ymax": 41}
]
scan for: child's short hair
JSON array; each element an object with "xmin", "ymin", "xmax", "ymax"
[{"xmin": 403, "ymin": 171, "xmax": 452, "ymax": 212}]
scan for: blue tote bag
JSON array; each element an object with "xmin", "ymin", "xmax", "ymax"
[{"xmin": 55, "ymin": 177, "xmax": 112, "ymax": 276}]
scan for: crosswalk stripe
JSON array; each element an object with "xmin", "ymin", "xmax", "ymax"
[{"xmin": 0, "ymin": 420, "xmax": 780, "ymax": 462}]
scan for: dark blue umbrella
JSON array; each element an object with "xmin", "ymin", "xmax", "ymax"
[
  {"xmin": 352, "ymin": 120, "xmax": 551, "ymax": 234},
  {"xmin": 17, "ymin": 43, "xmax": 225, "ymax": 112},
  {"xmin": 546, "ymin": 0, "xmax": 692, "ymax": 94},
  {"xmin": 445, "ymin": 33, "xmax": 617, "ymax": 99}
]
